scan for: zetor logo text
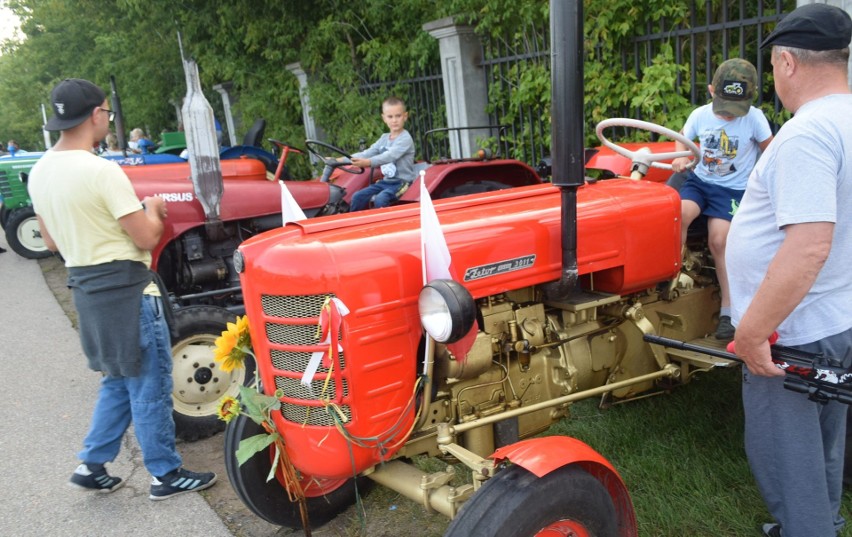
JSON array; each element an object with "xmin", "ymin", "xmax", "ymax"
[{"xmin": 155, "ymin": 192, "xmax": 194, "ymax": 202}]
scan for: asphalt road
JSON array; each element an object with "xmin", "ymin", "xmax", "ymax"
[{"xmin": 0, "ymin": 233, "xmax": 234, "ymax": 537}]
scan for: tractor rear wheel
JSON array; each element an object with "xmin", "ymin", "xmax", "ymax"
[
  {"xmin": 170, "ymin": 305, "xmax": 255, "ymax": 441},
  {"xmin": 224, "ymin": 413, "xmax": 360, "ymax": 528},
  {"xmin": 6, "ymin": 207, "xmax": 51, "ymax": 259},
  {"xmin": 443, "ymin": 464, "xmax": 618, "ymax": 537}
]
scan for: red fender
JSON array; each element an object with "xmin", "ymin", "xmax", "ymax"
[{"xmin": 491, "ymin": 436, "xmax": 638, "ymax": 537}]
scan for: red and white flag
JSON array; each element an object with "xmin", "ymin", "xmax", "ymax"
[
  {"xmin": 280, "ymin": 180, "xmax": 306, "ymax": 225},
  {"xmin": 419, "ymin": 172, "xmax": 477, "ymax": 360}
]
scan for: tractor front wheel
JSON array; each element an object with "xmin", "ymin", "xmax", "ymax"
[
  {"xmin": 6, "ymin": 207, "xmax": 51, "ymax": 259},
  {"xmin": 443, "ymin": 464, "xmax": 619, "ymax": 537},
  {"xmin": 170, "ymin": 305, "xmax": 254, "ymax": 441},
  {"xmin": 224, "ymin": 413, "xmax": 360, "ymax": 528}
]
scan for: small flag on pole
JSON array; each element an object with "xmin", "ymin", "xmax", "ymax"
[
  {"xmin": 419, "ymin": 171, "xmax": 477, "ymax": 360},
  {"xmin": 280, "ymin": 180, "xmax": 307, "ymax": 225}
]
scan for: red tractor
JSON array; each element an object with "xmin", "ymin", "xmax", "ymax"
[
  {"xmin": 223, "ymin": 3, "xmax": 726, "ymax": 535},
  {"xmin": 127, "ymin": 137, "xmax": 542, "ymax": 440}
]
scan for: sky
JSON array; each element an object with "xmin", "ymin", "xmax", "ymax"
[{"xmin": 0, "ymin": 2, "xmax": 22, "ymax": 43}]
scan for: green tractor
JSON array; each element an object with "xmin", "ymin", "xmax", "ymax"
[{"xmin": 0, "ymin": 154, "xmax": 48, "ymax": 259}]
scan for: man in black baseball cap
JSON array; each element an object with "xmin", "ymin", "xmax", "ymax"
[
  {"xmin": 28, "ymin": 78, "xmax": 218, "ymax": 502},
  {"xmin": 761, "ymin": 2, "xmax": 852, "ymax": 51},
  {"xmin": 44, "ymin": 78, "xmax": 109, "ymax": 132},
  {"xmin": 728, "ymin": 4, "xmax": 852, "ymax": 537}
]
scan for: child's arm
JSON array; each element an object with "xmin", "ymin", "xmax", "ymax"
[{"xmin": 362, "ymin": 132, "xmax": 414, "ymax": 167}]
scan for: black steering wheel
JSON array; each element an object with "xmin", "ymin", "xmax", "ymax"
[{"xmin": 305, "ymin": 139, "xmax": 365, "ymax": 176}]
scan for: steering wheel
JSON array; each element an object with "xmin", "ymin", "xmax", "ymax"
[
  {"xmin": 305, "ymin": 139, "xmax": 365, "ymax": 176},
  {"xmin": 268, "ymin": 139, "xmax": 306, "ymax": 155},
  {"xmin": 595, "ymin": 118, "xmax": 700, "ymax": 177}
]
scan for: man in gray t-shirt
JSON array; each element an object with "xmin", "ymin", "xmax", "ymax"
[{"xmin": 726, "ymin": 5, "xmax": 852, "ymax": 537}]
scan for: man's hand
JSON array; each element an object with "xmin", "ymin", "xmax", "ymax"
[
  {"xmin": 142, "ymin": 196, "xmax": 167, "ymax": 220},
  {"xmin": 351, "ymin": 157, "xmax": 371, "ymax": 168},
  {"xmin": 120, "ymin": 195, "xmax": 166, "ymax": 251},
  {"xmin": 731, "ymin": 335, "xmax": 785, "ymax": 377}
]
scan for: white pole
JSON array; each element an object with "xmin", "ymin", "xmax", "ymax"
[{"xmin": 41, "ymin": 104, "xmax": 52, "ymax": 149}]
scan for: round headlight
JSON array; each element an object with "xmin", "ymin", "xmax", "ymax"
[
  {"xmin": 233, "ymin": 249, "xmax": 245, "ymax": 273},
  {"xmin": 418, "ymin": 279, "xmax": 476, "ymax": 343}
]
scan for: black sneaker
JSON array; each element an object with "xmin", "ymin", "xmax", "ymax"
[
  {"xmin": 68, "ymin": 463, "xmax": 125, "ymax": 493},
  {"xmin": 149, "ymin": 468, "xmax": 217, "ymax": 501},
  {"xmin": 715, "ymin": 315, "xmax": 735, "ymax": 341},
  {"xmin": 762, "ymin": 523, "xmax": 782, "ymax": 537}
]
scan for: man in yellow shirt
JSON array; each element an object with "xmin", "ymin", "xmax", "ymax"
[{"xmin": 29, "ymin": 78, "xmax": 217, "ymax": 500}]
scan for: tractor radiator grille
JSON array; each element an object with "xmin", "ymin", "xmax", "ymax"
[{"xmin": 261, "ymin": 293, "xmax": 350, "ymax": 426}]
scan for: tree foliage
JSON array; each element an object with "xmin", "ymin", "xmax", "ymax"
[{"xmin": 0, "ymin": 0, "xmax": 790, "ymax": 163}]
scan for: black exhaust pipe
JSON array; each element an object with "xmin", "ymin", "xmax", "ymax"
[{"xmin": 544, "ymin": 0, "xmax": 585, "ymax": 301}]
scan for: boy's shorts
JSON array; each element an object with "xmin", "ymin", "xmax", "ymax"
[{"xmin": 678, "ymin": 171, "xmax": 745, "ymax": 221}]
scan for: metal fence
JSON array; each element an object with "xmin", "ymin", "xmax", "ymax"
[
  {"xmin": 478, "ymin": 0, "xmax": 793, "ymax": 165},
  {"xmin": 358, "ymin": 67, "xmax": 446, "ymax": 161}
]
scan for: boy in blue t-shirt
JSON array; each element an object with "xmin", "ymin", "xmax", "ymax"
[{"xmin": 671, "ymin": 58, "xmax": 773, "ymax": 341}]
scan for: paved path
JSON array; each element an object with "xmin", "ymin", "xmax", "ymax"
[{"xmin": 0, "ymin": 233, "xmax": 234, "ymax": 537}]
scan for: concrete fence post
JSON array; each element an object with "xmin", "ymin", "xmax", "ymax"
[{"xmin": 424, "ymin": 17, "xmax": 490, "ymax": 159}]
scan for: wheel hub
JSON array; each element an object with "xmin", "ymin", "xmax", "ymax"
[{"xmin": 194, "ymin": 366, "xmax": 214, "ymax": 385}]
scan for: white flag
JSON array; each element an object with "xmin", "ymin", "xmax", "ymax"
[
  {"xmin": 280, "ymin": 180, "xmax": 307, "ymax": 225},
  {"xmin": 419, "ymin": 170, "xmax": 477, "ymax": 361},
  {"xmin": 420, "ymin": 173, "xmax": 452, "ymax": 283}
]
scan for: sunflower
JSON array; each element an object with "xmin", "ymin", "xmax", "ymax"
[
  {"xmin": 214, "ymin": 315, "xmax": 252, "ymax": 372},
  {"xmin": 216, "ymin": 395, "xmax": 241, "ymax": 423}
]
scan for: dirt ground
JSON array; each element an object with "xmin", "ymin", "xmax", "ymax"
[{"xmin": 38, "ymin": 255, "xmax": 449, "ymax": 537}]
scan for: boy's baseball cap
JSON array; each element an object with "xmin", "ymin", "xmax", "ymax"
[
  {"xmin": 44, "ymin": 78, "xmax": 106, "ymax": 131},
  {"xmin": 711, "ymin": 58, "xmax": 757, "ymax": 118},
  {"xmin": 761, "ymin": 3, "xmax": 852, "ymax": 51}
]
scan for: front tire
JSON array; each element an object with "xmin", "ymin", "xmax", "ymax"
[
  {"xmin": 224, "ymin": 413, "xmax": 360, "ymax": 528},
  {"xmin": 170, "ymin": 306, "xmax": 255, "ymax": 441},
  {"xmin": 444, "ymin": 464, "xmax": 618, "ymax": 537},
  {"xmin": 5, "ymin": 207, "xmax": 51, "ymax": 259}
]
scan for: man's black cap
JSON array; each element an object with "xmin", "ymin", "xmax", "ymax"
[
  {"xmin": 44, "ymin": 78, "xmax": 106, "ymax": 132},
  {"xmin": 761, "ymin": 3, "xmax": 852, "ymax": 51}
]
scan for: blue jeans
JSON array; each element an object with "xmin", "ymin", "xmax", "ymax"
[
  {"xmin": 350, "ymin": 178, "xmax": 407, "ymax": 211},
  {"xmin": 77, "ymin": 294, "xmax": 182, "ymax": 477}
]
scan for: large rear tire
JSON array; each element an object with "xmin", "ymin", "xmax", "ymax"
[
  {"xmin": 5, "ymin": 207, "xmax": 51, "ymax": 259},
  {"xmin": 224, "ymin": 413, "xmax": 360, "ymax": 528},
  {"xmin": 444, "ymin": 464, "xmax": 618, "ymax": 537},
  {"xmin": 171, "ymin": 305, "xmax": 255, "ymax": 441}
]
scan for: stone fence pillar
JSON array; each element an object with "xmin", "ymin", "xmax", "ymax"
[{"xmin": 424, "ymin": 17, "xmax": 490, "ymax": 159}]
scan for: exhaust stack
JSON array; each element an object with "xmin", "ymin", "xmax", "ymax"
[
  {"xmin": 544, "ymin": 0, "xmax": 585, "ymax": 301},
  {"xmin": 178, "ymin": 33, "xmax": 225, "ymax": 239}
]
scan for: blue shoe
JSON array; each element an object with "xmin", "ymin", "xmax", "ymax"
[
  {"xmin": 149, "ymin": 467, "xmax": 217, "ymax": 501},
  {"xmin": 68, "ymin": 463, "xmax": 124, "ymax": 493}
]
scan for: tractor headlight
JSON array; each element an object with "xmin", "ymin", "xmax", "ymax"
[
  {"xmin": 418, "ymin": 279, "xmax": 475, "ymax": 343},
  {"xmin": 233, "ymin": 249, "xmax": 245, "ymax": 273}
]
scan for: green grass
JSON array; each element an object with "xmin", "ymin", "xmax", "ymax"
[{"xmin": 550, "ymin": 366, "xmax": 852, "ymax": 536}]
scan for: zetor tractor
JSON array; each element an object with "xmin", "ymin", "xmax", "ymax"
[
  {"xmin": 223, "ymin": 4, "xmax": 728, "ymax": 535},
  {"xmin": 128, "ymin": 138, "xmax": 542, "ymax": 441}
]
